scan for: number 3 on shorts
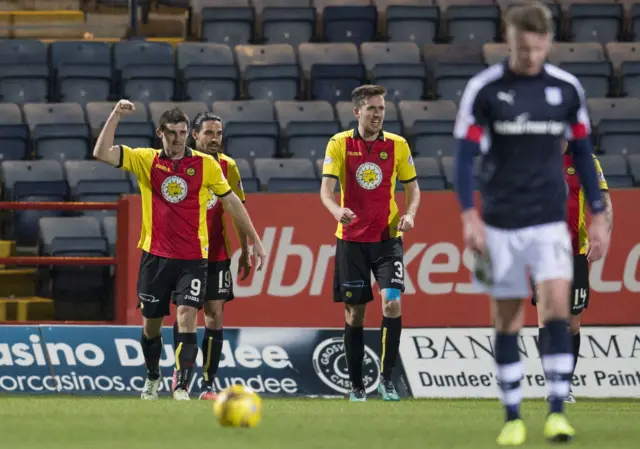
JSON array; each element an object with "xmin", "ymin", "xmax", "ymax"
[
  {"xmin": 190, "ymin": 278, "xmax": 201, "ymax": 297},
  {"xmin": 394, "ymin": 261, "xmax": 404, "ymax": 279}
]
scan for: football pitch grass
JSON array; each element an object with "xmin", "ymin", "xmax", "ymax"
[{"xmin": 1, "ymin": 397, "xmax": 638, "ymax": 449}]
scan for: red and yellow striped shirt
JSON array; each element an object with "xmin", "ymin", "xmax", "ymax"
[
  {"xmin": 322, "ymin": 129, "xmax": 417, "ymax": 243},
  {"xmin": 564, "ymin": 152, "xmax": 608, "ymax": 255},
  {"xmin": 207, "ymin": 153, "xmax": 245, "ymax": 262},
  {"xmin": 118, "ymin": 145, "xmax": 232, "ymax": 260}
]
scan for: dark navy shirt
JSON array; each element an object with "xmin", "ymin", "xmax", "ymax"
[{"xmin": 453, "ymin": 62, "xmax": 591, "ymax": 229}]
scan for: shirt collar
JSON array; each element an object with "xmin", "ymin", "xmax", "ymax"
[
  {"xmin": 160, "ymin": 146, "xmax": 193, "ymax": 160},
  {"xmin": 352, "ymin": 127, "xmax": 385, "ymax": 142}
]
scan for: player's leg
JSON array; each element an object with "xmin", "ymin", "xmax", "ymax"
[
  {"xmin": 333, "ymin": 239, "xmax": 374, "ymax": 402},
  {"xmin": 529, "ymin": 222, "xmax": 576, "ymax": 442},
  {"xmin": 137, "ymin": 252, "xmax": 172, "ymax": 400},
  {"xmin": 473, "ymin": 226, "xmax": 528, "ymax": 445},
  {"xmin": 172, "ymin": 259, "xmax": 208, "ymax": 400},
  {"xmin": 566, "ymin": 254, "xmax": 589, "ymax": 404},
  {"xmin": 199, "ymin": 260, "xmax": 233, "ymax": 399},
  {"xmin": 372, "ymin": 237, "xmax": 404, "ymax": 401}
]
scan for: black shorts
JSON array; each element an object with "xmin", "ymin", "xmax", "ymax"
[
  {"xmin": 205, "ymin": 259, "xmax": 234, "ymax": 301},
  {"xmin": 531, "ymin": 254, "xmax": 590, "ymax": 315},
  {"xmin": 137, "ymin": 251, "xmax": 208, "ymax": 319},
  {"xmin": 333, "ymin": 237, "xmax": 404, "ymax": 305}
]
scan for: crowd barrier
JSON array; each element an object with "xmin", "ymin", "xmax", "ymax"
[{"xmin": 1, "ymin": 325, "xmax": 638, "ymax": 398}]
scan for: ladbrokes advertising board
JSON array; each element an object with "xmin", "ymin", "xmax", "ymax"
[
  {"xmin": 0, "ymin": 325, "xmax": 409, "ymax": 397},
  {"xmin": 399, "ymin": 326, "xmax": 640, "ymax": 398},
  {"xmin": 118, "ymin": 191, "xmax": 640, "ymax": 328}
]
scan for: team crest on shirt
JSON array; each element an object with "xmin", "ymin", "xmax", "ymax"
[
  {"xmin": 545, "ymin": 87, "xmax": 563, "ymax": 106},
  {"xmin": 356, "ymin": 162, "xmax": 383, "ymax": 190},
  {"xmin": 567, "ymin": 166, "xmax": 575, "ymax": 175},
  {"xmin": 161, "ymin": 176, "xmax": 188, "ymax": 203},
  {"xmin": 206, "ymin": 187, "xmax": 218, "ymax": 210},
  {"xmin": 186, "ymin": 167, "xmax": 196, "ymax": 176},
  {"xmin": 379, "ymin": 151, "xmax": 388, "ymax": 160}
]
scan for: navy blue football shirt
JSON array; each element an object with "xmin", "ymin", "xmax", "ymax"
[{"xmin": 453, "ymin": 62, "xmax": 594, "ymax": 229}]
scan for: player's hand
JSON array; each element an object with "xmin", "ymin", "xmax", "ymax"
[
  {"xmin": 113, "ymin": 99, "xmax": 135, "ymax": 116},
  {"xmin": 462, "ymin": 209, "xmax": 487, "ymax": 255},
  {"xmin": 333, "ymin": 207, "xmax": 356, "ymax": 225},
  {"xmin": 586, "ymin": 213, "xmax": 610, "ymax": 262},
  {"xmin": 252, "ymin": 240, "xmax": 267, "ymax": 272},
  {"xmin": 237, "ymin": 250, "xmax": 252, "ymax": 280},
  {"xmin": 397, "ymin": 214, "xmax": 414, "ymax": 232}
]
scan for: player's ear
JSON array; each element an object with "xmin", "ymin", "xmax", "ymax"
[
  {"xmin": 155, "ymin": 128, "xmax": 163, "ymax": 139},
  {"xmin": 353, "ymin": 107, "xmax": 359, "ymax": 120}
]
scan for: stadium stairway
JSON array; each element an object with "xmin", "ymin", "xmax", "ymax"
[{"xmin": 0, "ymin": 240, "xmax": 54, "ymax": 321}]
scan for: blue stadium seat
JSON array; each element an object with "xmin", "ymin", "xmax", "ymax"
[
  {"xmin": 362, "ymin": 43, "xmax": 424, "ymax": 102},
  {"xmin": 1, "ymin": 160, "xmax": 68, "ymax": 243},
  {"xmin": 435, "ymin": 63, "xmax": 487, "ymax": 102},
  {"xmin": 236, "ymin": 44, "xmax": 300, "ymax": 101},
  {"xmin": 262, "ymin": 7, "xmax": 316, "ymax": 46},
  {"xmin": 233, "ymin": 158, "xmax": 260, "ymax": 193},
  {"xmin": 559, "ymin": 61, "xmax": 612, "ymax": 99},
  {"xmin": 102, "ymin": 216, "xmax": 117, "ymax": 256},
  {"xmin": 49, "ymin": 41, "xmax": 112, "ymax": 104},
  {"xmin": 596, "ymin": 119, "xmax": 640, "ymax": 156},
  {"xmin": 113, "ymin": 41, "xmax": 175, "ymax": 103},
  {"xmin": 212, "ymin": 101, "xmax": 279, "ymax": 160},
  {"xmin": 568, "ymin": 3, "xmax": 623, "ymax": 44},
  {"xmin": 412, "ymin": 157, "xmax": 447, "ymax": 191},
  {"xmin": 254, "ymin": 158, "xmax": 317, "ymax": 191},
  {"xmin": 64, "ymin": 160, "xmax": 132, "ymax": 200},
  {"xmin": 446, "ymin": 4, "xmax": 500, "ymax": 45},
  {"xmin": 299, "ymin": 43, "xmax": 360, "ymax": 76},
  {"xmin": 0, "ymin": 104, "xmax": 29, "ymax": 160},
  {"xmin": 385, "ymin": 4, "xmax": 439, "ymax": 46},
  {"xmin": 38, "ymin": 216, "xmax": 110, "ymax": 303},
  {"xmin": 323, "ymin": 6, "xmax": 377, "ymax": 45},
  {"xmin": 597, "ymin": 154, "xmax": 633, "ymax": 188},
  {"xmin": 201, "ymin": 6, "xmax": 255, "ymax": 46},
  {"xmin": 633, "ymin": 4, "xmax": 640, "ymax": 42},
  {"xmin": 176, "ymin": 43, "xmax": 238, "ymax": 102},
  {"xmin": 628, "ymin": 154, "xmax": 640, "ymax": 185},
  {"xmin": 310, "ymin": 64, "xmax": 365, "ymax": 104},
  {"xmin": 399, "ymin": 100, "xmax": 457, "ymax": 158},
  {"xmin": 86, "ymin": 102, "xmax": 153, "ymax": 148},
  {"xmin": 0, "ymin": 40, "xmax": 49, "ymax": 104},
  {"xmin": 621, "ymin": 61, "xmax": 640, "ymax": 98},
  {"xmin": 23, "ymin": 103, "xmax": 89, "ymax": 161},
  {"xmin": 275, "ymin": 100, "xmax": 338, "ymax": 159}
]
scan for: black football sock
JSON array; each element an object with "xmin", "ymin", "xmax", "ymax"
[
  {"xmin": 542, "ymin": 320, "xmax": 573, "ymax": 414},
  {"xmin": 571, "ymin": 331, "xmax": 581, "ymax": 377},
  {"xmin": 175, "ymin": 332, "xmax": 198, "ymax": 390},
  {"xmin": 344, "ymin": 323, "xmax": 365, "ymax": 390},
  {"xmin": 140, "ymin": 333, "xmax": 162, "ymax": 381},
  {"xmin": 380, "ymin": 316, "xmax": 402, "ymax": 381},
  {"xmin": 172, "ymin": 321, "xmax": 179, "ymax": 355},
  {"xmin": 538, "ymin": 327, "xmax": 548, "ymax": 355},
  {"xmin": 202, "ymin": 328, "xmax": 223, "ymax": 388}
]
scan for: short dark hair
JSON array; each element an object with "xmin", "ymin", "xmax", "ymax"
[
  {"xmin": 187, "ymin": 112, "xmax": 223, "ymax": 148},
  {"xmin": 157, "ymin": 108, "xmax": 189, "ymax": 132},
  {"xmin": 505, "ymin": 2, "xmax": 553, "ymax": 35},
  {"xmin": 351, "ymin": 85, "xmax": 387, "ymax": 108}
]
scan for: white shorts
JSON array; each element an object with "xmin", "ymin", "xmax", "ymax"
[{"xmin": 473, "ymin": 221, "xmax": 573, "ymax": 299}]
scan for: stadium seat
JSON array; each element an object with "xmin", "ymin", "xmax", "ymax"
[
  {"xmin": 253, "ymin": 0, "xmax": 312, "ymax": 11},
  {"xmin": 254, "ymin": 158, "xmax": 318, "ymax": 192},
  {"xmin": 149, "ymin": 102, "xmax": 209, "ymax": 126},
  {"xmin": 200, "ymin": 6, "xmax": 255, "ymax": 46},
  {"xmin": 621, "ymin": 61, "xmax": 640, "ymax": 98},
  {"xmin": 445, "ymin": 4, "xmax": 501, "ymax": 45},
  {"xmin": 558, "ymin": 61, "xmax": 612, "ymax": 99},
  {"xmin": 86, "ymin": 101, "xmax": 154, "ymax": 149},
  {"xmin": 310, "ymin": 63, "xmax": 365, "ymax": 104},
  {"xmin": 411, "ymin": 156, "xmax": 447, "ymax": 191},
  {"xmin": 322, "ymin": 5, "xmax": 378, "ymax": 45},
  {"xmin": 632, "ymin": 4, "xmax": 640, "ymax": 42},
  {"xmin": 23, "ymin": 103, "xmax": 90, "ymax": 161},
  {"xmin": 262, "ymin": 6, "xmax": 316, "ymax": 46},
  {"xmin": 398, "ymin": 100, "xmax": 457, "ymax": 158},
  {"xmin": 596, "ymin": 118, "xmax": 640, "ymax": 156},
  {"xmin": 483, "ymin": 43, "xmax": 508, "ymax": 66},
  {"xmin": 587, "ymin": 98, "xmax": 640, "ymax": 128},
  {"xmin": 423, "ymin": 44, "xmax": 485, "ymax": 86},
  {"xmin": 597, "ymin": 154, "xmax": 633, "ymax": 188},
  {"xmin": 606, "ymin": 43, "xmax": 640, "ymax": 72},
  {"xmin": 113, "ymin": 41, "xmax": 176, "ymax": 103},
  {"xmin": 212, "ymin": 100, "xmax": 279, "ymax": 160},
  {"xmin": 548, "ymin": 43, "xmax": 606, "ymax": 65},
  {"xmin": 235, "ymin": 44, "xmax": 300, "ymax": 101},
  {"xmin": 1, "ymin": 160, "xmax": 68, "ymax": 243},
  {"xmin": 0, "ymin": 104, "xmax": 29, "ymax": 160},
  {"xmin": 275, "ymin": 100, "xmax": 338, "ymax": 159},
  {"xmin": 233, "ymin": 157, "xmax": 260, "ymax": 193},
  {"xmin": 102, "ymin": 216, "xmax": 117, "ymax": 256},
  {"xmin": 49, "ymin": 41, "xmax": 112, "ymax": 104},
  {"xmin": 568, "ymin": 2, "xmax": 623, "ymax": 44},
  {"xmin": 434, "ymin": 63, "xmax": 486, "ymax": 102},
  {"xmin": 64, "ymin": 160, "xmax": 132, "ymax": 200},
  {"xmin": 385, "ymin": 4, "xmax": 439, "ymax": 46},
  {"xmin": 361, "ymin": 43, "xmax": 424, "ymax": 102},
  {"xmin": 298, "ymin": 43, "xmax": 361, "ymax": 76},
  {"xmin": 176, "ymin": 43, "xmax": 238, "ymax": 102},
  {"xmin": 38, "ymin": 216, "xmax": 110, "ymax": 304},
  {"xmin": 0, "ymin": 39, "xmax": 49, "ymax": 103},
  {"xmin": 628, "ymin": 154, "xmax": 640, "ymax": 185}
]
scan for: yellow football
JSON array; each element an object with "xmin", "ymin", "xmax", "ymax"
[{"xmin": 213, "ymin": 385, "xmax": 262, "ymax": 428}]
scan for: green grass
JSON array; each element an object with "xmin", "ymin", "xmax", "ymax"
[{"xmin": 0, "ymin": 397, "xmax": 639, "ymax": 449}]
